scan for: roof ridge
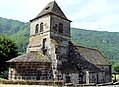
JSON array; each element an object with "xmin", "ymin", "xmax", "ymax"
[
  {"xmin": 75, "ymin": 45, "xmax": 99, "ymax": 51},
  {"xmin": 51, "ymin": 1, "xmax": 56, "ymax": 12}
]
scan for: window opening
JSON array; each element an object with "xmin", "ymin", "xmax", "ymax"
[
  {"xmin": 40, "ymin": 22, "xmax": 43, "ymax": 32},
  {"xmin": 59, "ymin": 23, "xmax": 63, "ymax": 34},
  {"xmin": 35, "ymin": 24, "xmax": 39, "ymax": 34}
]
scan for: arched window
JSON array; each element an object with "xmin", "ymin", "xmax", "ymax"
[
  {"xmin": 35, "ymin": 24, "xmax": 39, "ymax": 34},
  {"xmin": 59, "ymin": 23, "xmax": 63, "ymax": 34},
  {"xmin": 40, "ymin": 22, "xmax": 43, "ymax": 32}
]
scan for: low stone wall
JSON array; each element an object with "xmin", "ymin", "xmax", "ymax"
[
  {"xmin": 0, "ymin": 85, "xmax": 89, "ymax": 87},
  {"xmin": 64, "ymin": 82, "xmax": 114, "ymax": 87},
  {"xmin": 0, "ymin": 84, "xmax": 58, "ymax": 87},
  {"xmin": 0, "ymin": 80, "xmax": 62, "ymax": 86},
  {"xmin": 64, "ymin": 83, "xmax": 97, "ymax": 87},
  {"xmin": 0, "ymin": 80, "xmax": 114, "ymax": 87}
]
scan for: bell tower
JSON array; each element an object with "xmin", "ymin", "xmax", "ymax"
[{"xmin": 27, "ymin": 1, "xmax": 71, "ymax": 80}]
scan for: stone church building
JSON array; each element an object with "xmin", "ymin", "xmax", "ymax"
[{"xmin": 8, "ymin": 1, "xmax": 111, "ymax": 84}]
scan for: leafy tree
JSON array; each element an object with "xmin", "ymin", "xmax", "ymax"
[
  {"xmin": 113, "ymin": 64, "xmax": 119, "ymax": 73},
  {"xmin": 0, "ymin": 35, "xmax": 18, "ymax": 78}
]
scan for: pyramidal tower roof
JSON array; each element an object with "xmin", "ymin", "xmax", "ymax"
[{"xmin": 30, "ymin": 1, "xmax": 71, "ymax": 22}]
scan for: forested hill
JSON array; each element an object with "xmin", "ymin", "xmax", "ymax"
[
  {"xmin": 0, "ymin": 17, "xmax": 30, "ymax": 53},
  {"xmin": 0, "ymin": 17, "xmax": 119, "ymax": 64},
  {"xmin": 71, "ymin": 28, "xmax": 119, "ymax": 64}
]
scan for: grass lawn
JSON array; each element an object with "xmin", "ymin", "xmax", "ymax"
[
  {"xmin": 0, "ymin": 78, "xmax": 5, "ymax": 80},
  {"xmin": 112, "ymin": 74, "xmax": 119, "ymax": 81}
]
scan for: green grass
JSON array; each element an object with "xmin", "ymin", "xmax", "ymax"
[
  {"xmin": 0, "ymin": 77, "xmax": 5, "ymax": 80},
  {"xmin": 112, "ymin": 74, "xmax": 119, "ymax": 81}
]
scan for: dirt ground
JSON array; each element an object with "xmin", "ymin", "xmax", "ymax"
[{"xmin": 0, "ymin": 84, "xmax": 56, "ymax": 87}]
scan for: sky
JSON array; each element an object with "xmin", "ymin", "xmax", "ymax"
[{"xmin": 0, "ymin": 0, "xmax": 119, "ymax": 32}]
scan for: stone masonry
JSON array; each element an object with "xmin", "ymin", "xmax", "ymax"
[{"xmin": 8, "ymin": 1, "xmax": 112, "ymax": 84}]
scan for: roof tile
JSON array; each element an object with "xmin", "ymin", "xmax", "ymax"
[{"xmin": 7, "ymin": 51, "xmax": 51, "ymax": 63}]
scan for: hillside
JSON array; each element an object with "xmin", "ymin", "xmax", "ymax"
[
  {"xmin": 71, "ymin": 28, "xmax": 119, "ymax": 64},
  {"xmin": 0, "ymin": 17, "xmax": 30, "ymax": 53},
  {"xmin": 0, "ymin": 17, "xmax": 119, "ymax": 64}
]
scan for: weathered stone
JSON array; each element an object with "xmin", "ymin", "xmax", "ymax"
[{"xmin": 7, "ymin": 1, "xmax": 111, "ymax": 84}]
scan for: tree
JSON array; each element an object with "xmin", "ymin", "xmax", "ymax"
[
  {"xmin": 113, "ymin": 64, "xmax": 119, "ymax": 73},
  {"xmin": 0, "ymin": 35, "xmax": 18, "ymax": 78}
]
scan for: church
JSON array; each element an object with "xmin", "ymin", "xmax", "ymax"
[{"xmin": 8, "ymin": 1, "xmax": 112, "ymax": 84}]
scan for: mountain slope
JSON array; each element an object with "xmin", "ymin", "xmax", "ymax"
[
  {"xmin": 0, "ymin": 17, "xmax": 119, "ymax": 64},
  {"xmin": 0, "ymin": 17, "xmax": 30, "ymax": 53},
  {"xmin": 0, "ymin": 17, "xmax": 29, "ymax": 35},
  {"xmin": 71, "ymin": 28, "xmax": 119, "ymax": 64}
]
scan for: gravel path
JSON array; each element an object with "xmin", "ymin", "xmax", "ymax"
[{"xmin": 0, "ymin": 84, "xmax": 56, "ymax": 87}]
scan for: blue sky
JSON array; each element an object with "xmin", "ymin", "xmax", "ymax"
[{"xmin": 0, "ymin": 0, "xmax": 119, "ymax": 32}]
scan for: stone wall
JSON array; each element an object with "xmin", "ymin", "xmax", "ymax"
[
  {"xmin": 9, "ymin": 62, "xmax": 51, "ymax": 80},
  {"xmin": 30, "ymin": 15, "xmax": 50, "ymax": 36},
  {"xmin": 27, "ymin": 15, "xmax": 51, "ymax": 53},
  {"xmin": 50, "ymin": 14, "xmax": 70, "ymax": 63},
  {"xmin": 51, "ymin": 15, "xmax": 70, "ymax": 37},
  {"xmin": 98, "ymin": 65, "xmax": 112, "ymax": 83},
  {"xmin": 81, "ymin": 65, "xmax": 112, "ymax": 84}
]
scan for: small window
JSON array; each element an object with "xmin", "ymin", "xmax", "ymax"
[
  {"xmin": 45, "ymin": 6, "xmax": 50, "ymax": 10},
  {"xmin": 40, "ymin": 22, "xmax": 43, "ymax": 32},
  {"xmin": 54, "ymin": 71, "xmax": 57, "ymax": 74},
  {"xmin": 35, "ymin": 24, "xmax": 39, "ymax": 34},
  {"xmin": 53, "ymin": 24, "xmax": 58, "ymax": 31},
  {"xmin": 43, "ymin": 38, "xmax": 46, "ymax": 49},
  {"xmin": 55, "ymin": 47, "xmax": 58, "ymax": 54},
  {"xmin": 59, "ymin": 23, "xmax": 63, "ymax": 34}
]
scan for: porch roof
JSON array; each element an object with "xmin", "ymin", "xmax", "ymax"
[{"xmin": 7, "ymin": 51, "xmax": 51, "ymax": 63}]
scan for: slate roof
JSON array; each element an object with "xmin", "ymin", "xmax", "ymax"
[
  {"xmin": 61, "ymin": 45, "xmax": 110, "ymax": 73},
  {"xmin": 30, "ymin": 1, "xmax": 71, "ymax": 22},
  {"xmin": 75, "ymin": 46, "xmax": 110, "ymax": 65},
  {"xmin": 7, "ymin": 51, "xmax": 51, "ymax": 63}
]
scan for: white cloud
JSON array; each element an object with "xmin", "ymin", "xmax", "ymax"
[
  {"xmin": 0, "ymin": 0, "xmax": 119, "ymax": 32},
  {"xmin": 69, "ymin": 0, "xmax": 119, "ymax": 32}
]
